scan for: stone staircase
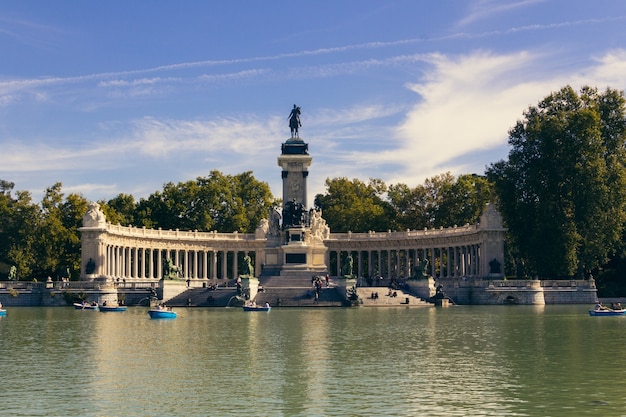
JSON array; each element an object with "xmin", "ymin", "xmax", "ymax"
[
  {"xmin": 165, "ymin": 287, "xmax": 239, "ymax": 307},
  {"xmin": 256, "ymin": 272, "xmax": 346, "ymax": 307},
  {"xmin": 356, "ymin": 287, "xmax": 432, "ymax": 307},
  {"xmin": 163, "ymin": 275, "xmax": 431, "ymax": 308}
]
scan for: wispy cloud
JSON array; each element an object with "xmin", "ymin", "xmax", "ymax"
[
  {"xmin": 458, "ymin": 0, "xmax": 545, "ymax": 26},
  {"xmin": 344, "ymin": 48, "xmax": 626, "ymax": 187},
  {"xmin": 1, "ymin": 13, "xmax": 624, "ymax": 106},
  {"xmin": 4, "ymin": 47, "xmax": 626, "ymax": 201}
]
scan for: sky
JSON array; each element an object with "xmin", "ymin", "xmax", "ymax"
[{"xmin": 1, "ymin": 0, "xmax": 626, "ymax": 205}]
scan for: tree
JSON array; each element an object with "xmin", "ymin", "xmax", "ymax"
[
  {"xmin": 388, "ymin": 173, "xmax": 492, "ymax": 230},
  {"xmin": 60, "ymin": 193, "xmax": 89, "ymax": 279},
  {"xmin": 101, "ymin": 193, "xmax": 136, "ymax": 226},
  {"xmin": 387, "ymin": 182, "xmax": 430, "ymax": 230},
  {"xmin": 435, "ymin": 174, "xmax": 492, "ymax": 228},
  {"xmin": 3, "ymin": 189, "xmax": 42, "ymax": 280},
  {"xmin": 314, "ymin": 177, "xmax": 394, "ymax": 232},
  {"xmin": 134, "ymin": 170, "xmax": 275, "ymax": 233},
  {"xmin": 487, "ymin": 86, "xmax": 626, "ymax": 278}
]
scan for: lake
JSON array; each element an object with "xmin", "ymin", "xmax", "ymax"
[{"xmin": 0, "ymin": 305, "xmax": 624, "ymax": 416}]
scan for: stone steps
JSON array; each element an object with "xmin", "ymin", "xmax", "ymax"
[
  {"xmin": 356, "ymin": 288, "xmax": 432, "ymax": 307},
  {"xmin": 254, "ymin": 287, "xmax": 346, "ymax": 307}
]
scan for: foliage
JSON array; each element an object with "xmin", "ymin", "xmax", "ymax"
[
  {"xmin": 387, "ymin": 173, "xmax": 492, "ymax": 230},
  {"xmin": 313, "ymin": 174, "xmax": 492, "ymax": 233},
  {"xmin": 314, "ymin": 177, "xmax": 394, "ymax": 233},
  {"xmin": 126, "ymin": 170, "xmax": 275, "ymax": 233},
  {"xmin": 487, "ymin": 86, "xmax": 626, "ymax": 278}
]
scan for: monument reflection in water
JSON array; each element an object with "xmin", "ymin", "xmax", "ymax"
[{"xmin": 0, "ymin": 306, "xmax": 625, "ymax": 416}]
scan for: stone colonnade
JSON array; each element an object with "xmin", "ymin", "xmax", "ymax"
[
  {"xmin": 324, "ymin": 204, "xmax": 505, "ymax": 280},
  {"xmin": 326, "ymin": 244, "xmax": 480, "ymax": 279},
  {"xmin": 103, "ymin": 246, "xmax": 254, "ymax": 281},
  {"xmin": 79, "ymin": 204, "xmax": 505, "ymax": 282},
  {"xmin": 80, "ymin": 224, "xmax": 265, "ymax": 282}
]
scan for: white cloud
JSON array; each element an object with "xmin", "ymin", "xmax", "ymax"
[{"xmin": 346, "ymin": 49, "xmax": 626, "ymax": 187}]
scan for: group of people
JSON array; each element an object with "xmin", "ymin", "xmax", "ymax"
[
  {"xmin": 594, "ymin": 302, "xmax": 623, "ymax": 311},
  {"xmin": 245, "ymin": 301, "xmax": 270, "ymax": 308},
  {"xmin": 310, "ymin": 275, "xmax": 330, "ymax": 303}
]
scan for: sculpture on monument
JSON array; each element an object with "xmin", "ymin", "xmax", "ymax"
[
  {"xmin": 410, "ymin": 258, "xmax": 430, "ymax": 279},
  {"xmin": 162, "ymin": 258, "xmax": 181, "ymax": 280},
  {"xmin": 240, "ymin": 254, "xmax": 254, "ymax": 277},
  {"xmin": 288, "ymin": 104, "xmax": 302, "ymax": 138},
  {"xmin": 309, "ymin": 209, "xmax": 330, "ymax": 241},
  {"xmin": 342, "ymin": 255, "xmax": 354, "ymax": 278},
  {"xmin": 269, "ymin": 207, "xmax": 281, "ymax": 236},
  {"xmin": 82, "ymin": 202, "xmax": 106, "ymax": 227},
  {"xmin": 283, "ymin": 199, "xmax": 306, "ymax": 228},
  {"xmin": 8, "ymin": 265, "xmax": 17, "ymax": 281},
  {"xmin": 85, "ymin": 258, "xmax": 96, "ymax": 274}
]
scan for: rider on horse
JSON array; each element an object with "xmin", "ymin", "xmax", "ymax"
[{"xmin": 288, "ymin": 104, "xmax": 302, "ymax": 138}]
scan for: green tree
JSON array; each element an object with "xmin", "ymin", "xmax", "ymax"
[
  {"xmin": 135, "ymin": 170, "xmax": 275, "ymax": 233},
  {"xmin": 387, "ymin": 182, "xmax": 430, "ymax": 230},
  {"xmin": 388, "ymin": 173, "xmax": 492, "ymax": 230},
  {"xmin": 60, "ymin": 193, "xmax": 89, "ymax": 279},
  {"xmin": 35, "ymin": 183, "xmax": 72, "ymax": 279},
  {"xmin": 314, "ymin": 177, "xmax": 394, "ymax": 232},
  {"xmin": 101, "ymin": 193, "xmax": 136, "ymax": 226},
  {"xmin": 3, "ymin": 189, "xmax": 42, "ymax": 280},
  {"xmin": 487, "ymin": 86, "xmax": 626, "ymax": 278},
  {"xmin": 435, "ymin": 174, "xmax": 492, "ymax": 227}
]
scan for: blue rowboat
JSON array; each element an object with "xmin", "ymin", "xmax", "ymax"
[
  {"xmin": 148, "ymin": 309, "xmax": 177, "ymax": 319},
  {"xmin": 589, "ymin": 309, "xmax": 626, "ymax": 316}
]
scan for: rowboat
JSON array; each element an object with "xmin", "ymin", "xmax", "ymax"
[
  {"xmin": 242, "ymin": 305, "xmax": 271, "ymax": 312},
  {"xmin": 74, "ymin": 302, "xmax": 99, "ymax": 310},
  {"xmin": 0, "ymin": 309, "xmax": 6, "ymax": 317},
  {"xmin": 99, "ymin": 305, "xmax": 128, "ymax": 312},
  {"xmin": 148, "ymin": 308, "xmax": 177, "ymax": 319},
  {"xmin": 588, "ymin": 309, "xmax": 626, "ymax": 316}
]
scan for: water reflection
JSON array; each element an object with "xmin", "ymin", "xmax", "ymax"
[{"xmin": 1, "ymin": 306, "xmax": 626, "ymax": 416}]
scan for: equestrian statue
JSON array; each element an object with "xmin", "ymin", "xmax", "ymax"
[{"xmin": 288, "ymin": 104, "xmax": 302, "ymax": 138}]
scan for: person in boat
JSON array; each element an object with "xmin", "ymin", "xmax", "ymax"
[
  {"xmin": 594, "ymin": 302, "xmax": 607, "ymax": 310},
  {"xmin": 616, "ymin": 302, "xmax": 622, "ymax": 310},
  {"xmin": 265, "ymin": 302, "xmax": 270, "ymax": 308}
]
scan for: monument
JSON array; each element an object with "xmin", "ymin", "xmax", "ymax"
[{"xmin": 259, "ymin": 105, "xmax": 329, "ymax": 277}]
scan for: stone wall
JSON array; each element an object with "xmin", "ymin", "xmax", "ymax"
[{"xmin": 434, "ymin": 278, "xmax": 597, "ymax": 305}]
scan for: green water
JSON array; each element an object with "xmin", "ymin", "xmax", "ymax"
[{"xmin": 0, "ymin": 305, "xmax": 624, "ymax": 416}]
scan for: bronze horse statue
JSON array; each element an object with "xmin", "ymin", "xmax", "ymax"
[{"xmin": 288, "ymin": 105, "xmax": 301, "ymax": 138}]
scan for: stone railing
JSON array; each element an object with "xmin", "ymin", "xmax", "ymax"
[
  {"xmin": 103, "ymin": 223, "xmax": 258, "ymax": 242},
  {"xmin": 328, "ymin": 224, "xmax": 478, "ymax": 241}
]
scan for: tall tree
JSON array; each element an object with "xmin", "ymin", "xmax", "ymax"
[
  {"xmin": 60, "ymin": 193, "xmax": 89, "ymax": 278},
  {"xmin": 101, "ymin": 193, "xmax": 136, "ymax": 226},
  {"xmin": 388, "ymin": 173, "xmax": 492, "ymax": 230},
  {"xmin": 35, "ymin": 183, "xmax": 71, "ymax": 278},
  {"xmin": 487, "ymin": 86, "xmax": 626, "ymax": 278},
  {"xmin": 314, "ymin": 177, "xmax": 394, "ymax": 232},
  {"xmin": 435, "ymin": 174, "xmax": 492, "ymax": 228},
  {"xmin": 134, "ymin": 170, "xmax": 275, "ymax": 233},
  {"xmin": 4, "ymin": 190, "xmax": 42, "ymax": 280}
]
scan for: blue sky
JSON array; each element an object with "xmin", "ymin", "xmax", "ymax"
[{"xmin": 1, "ymin": 0, "xmax": 626, "ymax": 205}]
